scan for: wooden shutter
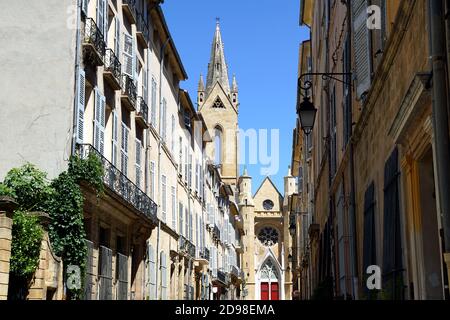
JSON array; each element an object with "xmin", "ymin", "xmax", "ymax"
[
  {"xmin": 363, "ymin": 182, "xmax": 376, "ymax": 270},
  {"xmin": 352, "ymin": 0, "xmax": 371, "ymax": 99},
  {"xmin": 162, "ymin": 175, "xmax": 167, "ymax": 222},
  {"xmin": 112, "ymin": 111, "xmax": 118, "ymax": 166},
  {"xmin": 94, "ymin": 88, "xmax": 105, "ymax": 155},
  {"xmin": 142, "ymin": 68, "xmax": 148, "ymax": 103},
  {"xmin": 76, "ymin": 69, "xmax": 86, "ymax": 144},
  {"xmin": 81, "ymin": 0, "xmax": 89, "ymax": 16},
  {"xmin": 179, "ymin": 202, "xmax": 184, "ymax": 235},
  {"xmin": 123, "ymin": 33, "xmax": 133, "ymax": 77},
  {"xmin": 382, "ymin": 148, "xmax": 404, "ymax": 299},
  {"xmin": 171, "ymin": 186, "xmax": 176, "ymax": 230},
  {"xmin": 151, "ymin": 79, "xmax": 157, "ymax": 126},
  {"xmin": 148, "ymin": 244, "xmax": 156, "ymax": 300}
]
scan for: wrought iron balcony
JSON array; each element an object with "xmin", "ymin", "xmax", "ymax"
[
  {"xmin": 200, "ymin": 247, "xmax": 210, "ymax": 261},
  {"xmin": 234, "ymin": 237, "xmax": 244, "ymax": 253},
  {"xmin": 122, "ymin": 0, "xmax": 137, "ymax": 24},
  {"xmin": 82, "ymin": 18, "xmax": 106, "ymax": 67},
  {"xmin": 104, "ymin": 49, "xmax": 122, "ymax": 90},
  {"xmin": 76, "ymin": 144, "xmax": 157, "ymax": 224},
  {"xmin": 136, "ymin": 12, "xmax": 149, "ymax": 48},
  {"xmin": 121, "ymin": 75, "xmax": 137, "ymax": 111},
  {"xmin": 213, "ymin": 224, "xmax": 220, "ymax": 240},
  {"xmin": 136, "ymin": 97, "xmax": 149, "ymax": 128},
  {"xmin": 178, "ymin": 236, "xmax": 196, "ymax": 258},
  {"xmin": 231, "ymin": 265, "xmax": 240, "ymax": 278},
  {"xmin": 217, "ymin": 269, "xmax": 227, "ymax": 285}
]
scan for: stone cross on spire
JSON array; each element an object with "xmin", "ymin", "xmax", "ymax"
[{"xmin": 206, "ymin": 18, "xmax": 230, "ymax": 95}]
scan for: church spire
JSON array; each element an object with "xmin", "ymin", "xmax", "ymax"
[
  {"xmin": 198, "ymin": 74, "xmax": 205, "ymax": 91},
  {"xmin": 206, "ymin": 19, "xmax": 230, "ymax": 95}
]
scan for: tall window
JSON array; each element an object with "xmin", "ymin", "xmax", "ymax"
[
  {"xmin": 151, "ymin": 78, "xmax": 157, "ymax": 126},
  {"xmin": 171, "ymin": 115, "xmax": 176, "ymax": 154},
  {"xmin": 214, "ymin": 127, "xmax": 222, "ymax": 165},
  {"xmin": 147, "ymin": 244, "xmax": 156, "ymax": 300},
  {"xmin": 171, "ymin": 186, "xmax": 176, "ymax": 230},
  {"xmin": 161, "ymin": 175, "xmax": 167, "ymax": 222},
  {"xmin": 161, "ymin": 98, "xmax": 167, "ymax": 142},
  {"xmin": 150, "ymin": 161, "xmax": 155, "ymax": 199},
  {"xmin": 160, "ymin": 251, "xmax": 167, "ymax": 299}
]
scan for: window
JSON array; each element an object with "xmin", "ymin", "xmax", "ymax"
[
  {"xmin": 263, "ymin": 200, "xmax": 274, "ymax": 211},
  {"xmin": 330, "ymin": 85, "xmax": 337, "ymax": 176},
  {"xmin": 111, "ymin": 111, "xmax": 118, "ymax": 166},
  {"xmin": 382, "ymin": 148, "xmax": 404, "ymax": 299},
  {"xmin": 76, "ymin": 69, "xmax": 86, "ymax": 144},
  {"xmin": 161, "ymin": 175, "xmax": 167, "ymax": 222},
  {"xmin": 123, "ymin": 33, "xmax": 134, "ymax": 78},
  {"xmin": 179, "ymin": 137, "xmax": 183, "ymax": 175},
  {"xmin": 258, "ymin": 227, "xmax": 279, "ymax": 247},
  {"xmin": 336, "ymin": 184, "xmax": 346, "ymax": 296},
  {"xmin": 96, "ymin": 0, "xmax": 107, "ymax": 42},
  {"xmin": 343, "ymin": 35, "xmax": 352, "ymax": 146},
  {"xmin": 171, "ymin": 115, "xmax": 176, "ymax": 154},
  {"xmin": 135, "ymin": 139, "xmax": 142, "ymax": 188},
  {"xmin": 214, "ymin": 127, "xmax": 222, "ymax": 165},
  {"xmin": 160, "ymin": 251, "xmax": 167, "ymax": 299},
  {"xmin": 363, "ymin": 182, "xmax": 377, "ymax": 297},
  {"xmin": 171, "ymin": 186, "xmax": 176, "ymax": 230},
  {"xmin": 151, "ymin": 78, "xmax": 157, "ymax": 126},
  {"xmin": 161, "ymin": 98, "xmax": 167, "ymax": 142},
  {"xmin": 121, "ymin": 123, "xmax": 129, "ymax": 175},
  {"xmin": 179, "ymin": 202, "xmax": 184, "ymax": 235},
  {"xmin": 94, "ymin": 88, "xmax": 106, "ymax": 155},
  {"xmin": 185, "ymin": 208, "xmax": 189, "ymax": 239},
  {"xmin": 114, "ymin": 16, "xmax": 120, "ymax": 58},
  {"xmin": 147, "ymin": 244, "xmax": 156, "ymax": 299},
  {"xmin": 213, "ymin": 97, "xmax": 225, "ymax": 109},
  {"xmin": 150, "ymin": 161, "xmax": 155, "ymax": 200}
]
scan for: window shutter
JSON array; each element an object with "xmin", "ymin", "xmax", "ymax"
[
  {"xmin": 96, "ymin": 0, "xmax": 107, "ymax": 41},
  {"xmin": 94, "ymin": 88, "xmax": 105, "ymax": 155},
  {"xmin": 161, "ymin": 175, "xmax": 167, "ymax": 222},
  {"xmin": 179, "ymin": 202, "xmax": 184, "ymax": 235},
  {"xmin": 151, "ymin": 79, "xmax": 157, "ymax": 126},
  {"xmin": 352, "ymin": 0, "xmax": 371, "ymax": 99},
  {"xmin": 142, "ymin": 68, "xmax": 148, "ymax": 103},
  {"xmin": 123, "ymin": 33, "xmax": 133, "ymax": 77},
  {"xmin": 171, "ymin": 186, "xmax": 176, "ymax": 230},
  {"xmin": 135, "ymin": 139, "xmax": 142, "ymax": 187},
  {"xmin": 81, "ymin": 0, "xmax": 89, "ymax": 16},
  {"xmin": 363, "ymin": 182, "xmax": 376, "ymax": 272},
  {"xmin": 112, "ymin": 111, "xmax": 118, "ymax": 166},
  {"xmin": 189, "ymin": 209, "xmax": 193, "ymax": 241},
  {"xmin": 76, "ymin": 69, "xmax": 86, "ymax": 144},
  {"xmin": 114, "ymin": 16, "xmax": 120, "ymax": 58},
  {"xmin": 150, "ymin": 161, "xmax": 155, "ymax": 199},
  {"xmin": 121, "ymin": 123, "xmax": 129, "ymax": 175},
  {"xmin": 185, "ymin": 208, "xmax": 189, "ymax": 239},
  {"xmin": 148, "ymin": 244, "xmax": 156, "ymax": 300}
]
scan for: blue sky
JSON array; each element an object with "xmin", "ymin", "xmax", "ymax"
[{"xmin": 163, "ymin": 1, "xmax": 310, "ymax": 194}]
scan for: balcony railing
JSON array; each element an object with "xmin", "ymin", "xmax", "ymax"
[
  {"xmin": 200, "ymin": 247, "xmax": 210, "ymax": 261},
  {"xmin": 178, "ymin": 236, "xmax": 196, "ymax": 258},
  {"xmin": 82, "ymin": 18, "xmax": 106, "ymax": 66},
  {"xmin": 213, "ymin": 224, "xmax": 220, "ymax": 240},
  {"xmin": 104, "ymin": 49, "xmax": 122, "ymax": 90},
  {"xmin": 121, "ymin": 75, "xmax": 137, "ymax": 110},
  {"xmin": 136, "ymin": 97, "xmax": 149, "ymax": 128},
  {"xmin": 217, "ymin": 269, "xmax": 227, "ymax": 284},
  {"xmin": 76, "ymin": 144, "xmax": 157, "ymax": 223},
  {"xmin": 122, "ymin": 0, "xmax": 137, "ymax": 24},
  {"xmin": 136, "ymin": 12, "xmax": 149, "ymax": 47},
  {"xmin": 231, "ymin": 265, "xmax": 240, "ymax": 278}
]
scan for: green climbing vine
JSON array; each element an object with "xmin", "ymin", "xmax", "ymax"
[{"xmin": 0, "ymin": 152, "xmax": 104, "ymax": 300}]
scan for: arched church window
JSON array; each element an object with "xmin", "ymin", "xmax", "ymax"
[
  {"xmin": 214, "ymin": 127, "xmax": 222, "ymax": 165},
  {"xmin": 258, "ymin": 227, "xmax": 279, "ymax": 247},
  {"xmin": 260, "ymin": 259, "xmax": 278, "ymax": 280},
  {"xmin": 263, "ymin": 199, "xmax": 274, "ymax": 210}
]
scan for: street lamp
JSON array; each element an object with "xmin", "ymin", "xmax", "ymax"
[
  {"xmin": 289, "ymin": 223, "xmax": 296, "ymax": 236},
  {"xmin": 297, "ymin": 97, "xmax": 317, "ymax": 136},
  {"xmin": 297, "ymin": 72, "xmax": 352, "ymax": 135},
  {"xmin": 288, "ymin": 254, "xmax": 293, "ymax": 264}
]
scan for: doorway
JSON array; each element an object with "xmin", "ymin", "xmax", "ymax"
[{"xmin": 261, "ymin": 282, "xmax": 279, "ymax": 300}]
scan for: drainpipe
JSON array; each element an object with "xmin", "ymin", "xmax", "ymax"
[
  {"xmin": 155, "ymin": 36, "xmax": 171, "ymax": 300},
  {"xmin": 71, "ymin": 0, "xmax": 82, "ymax": 156},
  {"xmin": 345, "ymin": 0, "xmax": 359, "ymax": 300},
  {"xmin": 428, "ymin": 0, "xmax": 450, "ymax": 254}
]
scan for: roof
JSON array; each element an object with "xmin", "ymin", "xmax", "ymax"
[
  {"xmin": 300, "ymin": 0, "xmax": 314, "ymax": 27},
  {"xmin": 253, "ymin": 176, "xmax": 283, "ymax": 199}
]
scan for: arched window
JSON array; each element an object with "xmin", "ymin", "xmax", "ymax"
[{"xmin": 214, "ymin": 127, "xmax": 222, "ymax": 165}]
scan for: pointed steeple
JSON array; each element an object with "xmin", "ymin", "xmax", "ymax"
[
  {"xmin": 231, "ymin": 74, "xmax": 238, "ymax": 93},
  {"xmin": 206, "ymin": 19, "xmax": 230, "ymax": 95},
  {"xmin": 198, "ymin": 74, "xmax": 205, "ymax": 91}
]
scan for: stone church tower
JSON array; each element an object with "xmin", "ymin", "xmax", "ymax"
[
  {"xmin": 199, "ymin": 21, "xmax": 295, "ymax": 300},
  {"xmin": 198, "ymin": 20, "xmax": 239, "ymax": 187}
]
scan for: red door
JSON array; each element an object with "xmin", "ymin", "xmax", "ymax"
[
  {"xmin": 271, "ymin": 283, "xmax": 279, "ymax": 300},
  {"xmin": 261, "ymin": 282, "xmax": 269, "ymax": 300}
]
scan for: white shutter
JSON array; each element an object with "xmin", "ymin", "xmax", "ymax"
[
  {"xmin": 171, "ymin": 186, "xmax": 176, "ymax": 230},
  {"xmin": 352, "ymin": 0, "xmax": 371, "ymax": 99},
  {"xmin": 142, "ymin": 68, "xmax": 148, "ymax": 103},
  {"xmin": 121, "ymin": 123, "xmax": 129, "ymax": 175},
  {"xmin": 114, "ymin": 16, "xmax": 120, "ymax": 57},
  {"xmin": 151, "ymin": 79, "xmax": 157, "ymax": 126},
  {"xmin": 161, "ymin": 175, "xmax": 167, "ymax": 222},
  {"xmin": 135, "ymin": 139, "xmax": 142, "ymax": 187},
  {"xmin": 94, "ymin": 88, "xmax": 105, "ymax": 155},
  {"xmin": 96, "ymin": 0, "xmax": 107, "ymax": 41},
  {"xmin": 150, "ymin": 161, "xmax": 155, "ymax": 199},
  {"xmin": 81, "ymin": 0, "xmax": 89, "ymax": 16},
  {"xmin": 112, "ymin": 111, "xmax": 118, "ymax": 166},
  {"xmin": 76, "ymin": 69, "xmax": 86, "ymax": 144},
  {"xmin": 123, "ymin": 33, "xmax": 133, "ymax": 77},
  {"xmin": 148, "ymin": 244, "xmax": 156, "ymax": 300}
]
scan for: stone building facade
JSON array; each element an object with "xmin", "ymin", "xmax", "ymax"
[
  {"xmin": 0, "ymin": 0, "xmax": 245, "ymax": 300},
  {"xmin": 294, "ymin": 0, "xmax": 450, "ymax": 300}
]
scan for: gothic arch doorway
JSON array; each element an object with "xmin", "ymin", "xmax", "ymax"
[{"xmin": 258, "ymin": 258, "xmax": 280, "ymax": 300}]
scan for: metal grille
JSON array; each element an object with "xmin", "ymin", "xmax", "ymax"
[
  {"xmin": 117, "ymin": 253, "xmax": 128, "ymax": 300},
  {"xmin": 84, "ymin": 240, "xmax": 95, "ymax": 300},
  {"xmin": 98, "ymin": 246, "xmax": 113, "ymax": 300}
]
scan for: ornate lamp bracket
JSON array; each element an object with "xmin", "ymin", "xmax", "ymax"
[{"xmin": 298, "ymin": 72, "xmax": 352, "ymax": 97}]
